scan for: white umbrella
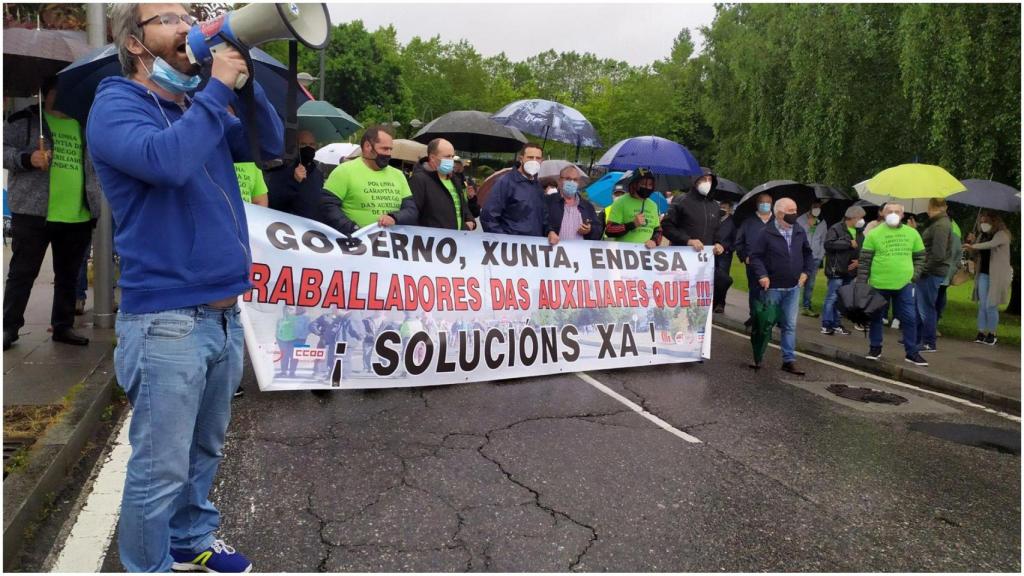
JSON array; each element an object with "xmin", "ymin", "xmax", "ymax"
[
  {"xmin": 538, "ymin": 159, "xmax": 590, "ymax": 182},
  {"xmin": 314, "ymin": 142, "xmax": 359, "ymax": 165}
]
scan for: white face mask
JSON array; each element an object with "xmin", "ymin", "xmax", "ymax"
[
  {"xmin": 855, "ymin": 218, "xmax": 865, "ymax": 228},
  {"xmin": 545, "ymin": 186, "xmax": 558, "ymax": 195},
  {"xmin": 696, "ymin": 181, "xmax": 712, "ymax": 196},
  {"xmin": 980, "ymin": 223, "xmax": 993, "ymax": 233},
  {"xmin": 811, "ymin": 208, "xmax": 821, "ymax": 217},
  {"xmin": 885, "ymin": 213, "xmax": 902, "ymax": 227},
  {"xmin": 523, "ymin": 160, "xmax": 541, "ymax": 176}
]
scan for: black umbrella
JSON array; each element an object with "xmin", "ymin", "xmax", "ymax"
[
  {"xmin": 56, "ymin": 45, "xmax": 311, "ymax": 127},
  {"xmin": 733, "ymin": 180, "xmax": 817, "ymax": 221},
  {"xmin": 412, "ymin": 110, "xmax": 528, "ymax": 153},
  {"xmin": 4, "ymin": 27, "xmax": 91, "ymax": 97},
  {"xmin": 948, "ymin": 179, "xmax": 1021, "ymax": 213},
  {"xmin": 809, "ymin": 184, "xmax": 855, "ymax": 226}
]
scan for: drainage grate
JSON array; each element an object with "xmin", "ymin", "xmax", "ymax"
[
  {"xmin": 3, "ymin": 439, "xmax": 33, "ymax": 479},
  {"xmin": 826, "ymin": 384, "xmax": 908, "ymax": 405},
  {"xmin": 908, "ymin": 422, "xmax": 1021, "ymax": 455}
]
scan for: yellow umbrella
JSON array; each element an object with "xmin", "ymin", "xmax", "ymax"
[{"xmin": 858, "ymin": 164, "xmax": 965, "ymax": 213}]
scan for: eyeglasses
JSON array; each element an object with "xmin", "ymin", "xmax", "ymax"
[{"xmin": 137, "ymin": 12, "xmax": 197, "ymax": 28}]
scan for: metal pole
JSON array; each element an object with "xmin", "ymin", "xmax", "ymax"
[
  {"xmin": 88, "ymin": 3, "xmax": 115, "ymax": 329},
  {"xmin": 318, "ymin": 49, "xmax": 325, "ymax": 100}
]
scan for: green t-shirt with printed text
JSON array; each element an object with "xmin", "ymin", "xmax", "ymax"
[
  {"xmin": 441, "ymin": 177, "xmax": 463, "ymax": 230},
  {"xmin": 607, "ymin": 195, "xmax": 660, "ymax": 244},
  {"xmin": 862, "ymin": 224, "xmax": 925, "ymax": 290},
  {"xmin": 234, "ymin": 162, "xmax": 268, "ymax": 203},
  {"xmin": 323, "ymin": 159, "xmax": 411, "ymax": 227},
  {"xmin": 44, "ymin": 112, "xmax": 90, "ymax": 223}
]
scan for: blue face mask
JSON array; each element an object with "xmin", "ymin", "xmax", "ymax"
[
  {"xmin": 438, "ymin": 158, "xmax": 455, "ymax": 175},
  {"xmin": 562, "ymin": 180, "xmax": 578, "ymax": 197},
  {"xmin": 136, "ymin": 38, "xmax": 201, "ymax": 95},
  {"xmin": 757, "ymin": 202, "xmax": 772, "ymax": 214}
]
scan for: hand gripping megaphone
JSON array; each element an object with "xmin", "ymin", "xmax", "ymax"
[{"xmin": 185, "ymin": 3, "xmax": 331, "ymax": 89}]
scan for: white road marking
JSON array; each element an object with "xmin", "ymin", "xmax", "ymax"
[
  {"xmin": 576, "ymin": 372, "xmax": 702, "ymax": 443},
  {"xmin": 714, "ymin": 325, "xmax": 1021, "ymax": 423},
  {"xmin": 52, "ymin": 413, "xmax": 132, "ymax": 573}
]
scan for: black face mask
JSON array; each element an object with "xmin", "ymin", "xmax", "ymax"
[
  {"xmin": 636, "ymin": 187, "xmax": 655, "ymax": 199},
  {"xmin": 299, "ymin": 146, "xmax": 316, "ymax": 166},
  {"xmin": 373, "ymin": 154, "xmax": 391, "ymax": 170},
  {"xmin": 783, "ymin": 213, "xmax": 799, "ymax": 225}
]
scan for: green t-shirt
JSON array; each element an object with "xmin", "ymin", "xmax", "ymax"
[
  {"xmin": 441, "ymin": 177, "xmax": 463, "ymax": 230},
  {"xmin": 847, "ymin": 227, "xmax": 856, "ymax": 239},
  {"xmin": 44, "ymin": 112, "xmax": 90, "ymax": 223},
  {"xmin": 323, "ymin": 159, "xmax": 412, "ymax": 227},
  {"xmin": 607, "ymin": 195, "xmax": 660, "ymax": 244},
  {"xmin": 951, "ymin": 220, "xmax": 961, "ymax": 238},
  {"xmin": 862, "ymin": 224, "xmax": 925, "ymax": 290},
  {"xmin": 234, "ymin": 162, "xmax": 268, "ymax": 203}
]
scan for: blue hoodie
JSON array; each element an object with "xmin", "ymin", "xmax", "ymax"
[{"xmin": 87, "ymin": 77, "xmax": 283, "ymax": 314}]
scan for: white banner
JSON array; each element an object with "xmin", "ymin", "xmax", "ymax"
[{"xmin": 240, "ymin": 205, "xmax": 715, "ymax": 391}]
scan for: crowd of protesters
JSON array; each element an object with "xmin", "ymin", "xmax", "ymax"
[{"xmin": 1, "ymin": 4, "xmax": 1016, "ymax": 572}]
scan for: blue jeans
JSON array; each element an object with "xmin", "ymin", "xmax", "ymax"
[
  {"xmin": 822, "ymin": 277, "xmax": 851, "ymax": 329},
  {"xmin": 802, "ymin": 259, "xmax": 821, "ymax": 309},
  {"xmin": 765, "ymin": 286, "xmax": 800, "ymax": 363},
  {"xmin": 976, "ymin": 273, "xmax": 999, "ymax": 332},
  {"xmin": 915, "ymin": 274, "xmax": 944, "ymax": 347},
  {"xmin": 114, "ymin": 305, "xmax": 243, "ymax": 572},
  {"xmin": 869, "ymin": 285, "xmax": 918, "ymax": 356}
]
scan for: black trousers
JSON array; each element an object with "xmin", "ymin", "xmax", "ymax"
[
  {"xmin": 713, "ymin": 252, "xmax": 734, "ymax": 308},
  {"xmin": 3, "ymin": 213, "xmax": 93, "ymax": 334}
]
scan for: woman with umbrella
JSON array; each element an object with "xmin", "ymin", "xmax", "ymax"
[{"xmin": 962, "ymin": 211, "xmax": 1013, "ymax": 345}]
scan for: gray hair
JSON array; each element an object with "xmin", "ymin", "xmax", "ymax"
[
  {"xmin": 558, "ymin": 165, "xmax": 580, "ymax": 179},
  {"xmin": 844, "ymin": 205, "xmax": 866, "ymax": 220},
  {"xmin": 773, "ymin": 197, "xmax": 795, "ymax": 214},
  {"xmin": 882, "ymin": 203, "xmax": 905, "ymax": 215},
  {"xmin": 110, "ymin": 3, "xmax": 191, "ymax": 77}
]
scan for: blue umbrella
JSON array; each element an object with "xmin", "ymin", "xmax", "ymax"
[
  {"xmin": 491, "ymin": 98, "xmax": 602, "ymax": 148},
  {"xmin": 649, "ymin": 191, "xmax": 670, "ymax": 214},
  {"xmin": 948, "ymin": 179, "xmax": 1021, "ymax": 212},
  {"xmin": 596, "ymin": 136, "xmax": 702, "ymax": 176},
  {"xmin": 56, "ymin": 45, "xmax": 310, "ymax": 127},
  {"xmin": 583, "ymin": 171, "xmax": 627, "ymax": 207}
]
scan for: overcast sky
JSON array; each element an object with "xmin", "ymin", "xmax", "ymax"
[{"xmin": 326, "ymin": 2, "xmax": 719, "ymax": 66}]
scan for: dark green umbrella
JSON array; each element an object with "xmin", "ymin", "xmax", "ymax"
[
  {"xmin": 750, "ymin": 294, "xmax": 781, "ymax": 365},
  {"xmin": 297, "ymin": 100, "xmax": 362, "ymax": 143}
]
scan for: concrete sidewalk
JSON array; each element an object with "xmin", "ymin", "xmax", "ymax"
[
  {"xmin": 713, "ymin": 289, "xmax": 1021, "ymax": 413},
  {"xmin": 3, "ymin": 244, "xmax": 117, "ymax": 569}
]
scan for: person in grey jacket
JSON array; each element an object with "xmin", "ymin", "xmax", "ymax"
[
  {"xmin": 963, "ymin": 211, "xmax": 1013, "ymax": 345},
  {"xmin": 915, "ymin": 198, "xmax": 953, "ymax": 352},
  {"xmin": 3, "ymin": 77, "xmax": 101, "ymax": 350},
  {"xmin": 796, "ymin": 202, "xmax": 827, "ymax": 317}
]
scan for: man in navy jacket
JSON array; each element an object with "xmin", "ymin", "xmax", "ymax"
[
  {"xmin": 734, "ymin": 192, "xmax": 774, "ymax": 324},
  {"xmin": 480, "ymin": 143, "xmax": 546, "ymax": 236},
  {"xmin": 544, "ymin": 165, "xmax": 603, "ymax": 243},
  {"xmin": 749, "ymin": 198, "xmax": 815, "ymax": 374},
  {"xmin": 87, "ymin": 4, "xmax": 283, "ymax": 572}
]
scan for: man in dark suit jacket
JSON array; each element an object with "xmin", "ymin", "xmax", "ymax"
[
  {"xmin": 749, "ymin": 197, "xmax": 815, "ymax": 374},
  {"xmin": 544, "ymin": 165, "xmax": 603, "ymax": 243},
  {"xmin": 409, "ymin": 138, "xmax": 476, "ymax": 230}
]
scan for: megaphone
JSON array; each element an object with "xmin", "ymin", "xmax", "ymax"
[{"xmin": 186, "ymin": 3, "xmax": 331, "ymax": 89}]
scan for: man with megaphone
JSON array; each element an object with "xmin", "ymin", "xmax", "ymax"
[{"xmin": 85, "ymin": 3, "xmax": 291, "ymax": 573}]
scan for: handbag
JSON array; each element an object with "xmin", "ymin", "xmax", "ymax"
[{"xmin": 951, "ymin": 257, "xmax": 974, "ymax": 286}]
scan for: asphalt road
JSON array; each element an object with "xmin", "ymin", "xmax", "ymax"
[{"xmin": 93, "ymin": 325, "xmax": 1019, "ymax": 572}]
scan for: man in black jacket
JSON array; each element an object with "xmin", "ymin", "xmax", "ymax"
[
  {"xmin": 734, "ymin": 192, "xmax": 775, "ymax": 325},
  {"xmin": 266, "ymin": 130, "xmax": 322, "ymax": 220},
  {"xmin": 545, "ymin": 165, "xmax": 603, "ymax": 243},
  {"xmin": 662, "ymin": 170, "xmax": 724, "ymax": 256},
  {"xmin": 821, "ymin": 205, "xmax": 866, "ymax": 335},
  {"xmin": 712, "ymin": 200, "xmax": 737, "ymax": 313},
  {"xmin": 410, "ymin": 138, "xmax": 476, "ymax": 231},
  {"xmin": 749, "ymin": 198, "xmax": 815, "ymax": 374}
]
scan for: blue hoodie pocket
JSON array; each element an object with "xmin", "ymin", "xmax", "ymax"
[{"xmin": 185, "ymin": 183, "xmax": 244, "ymax": 281}]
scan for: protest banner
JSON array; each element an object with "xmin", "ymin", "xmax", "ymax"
[{"xmin": 239, "ymin": 205, "xmax": 715, "ymax": 391}]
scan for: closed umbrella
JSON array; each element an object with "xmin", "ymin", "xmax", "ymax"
[
  {"xmin": 491, "ymin": 98, "xmax": 602, "ymax": 148},
  {"xmin": 733, "ymin": 180, "xmax": 817, "ymax": 221},
  {"xmin": 948, "ymin": 179, "xmax": 1021, "ymax": 213},
  {"xmin": 596, "ymin": 136, "xmax": 702, "ymax": 176},
  {"xmin": 750, "ymin": 295, "xmax": 781, "ymax": 367},
  {"xmin": 412, "ymin": 110, "xmax": 527, "ymax": 153},
  {"xmin": 297, "ymin": 101, "xmax": 361, "ymax": 143}
]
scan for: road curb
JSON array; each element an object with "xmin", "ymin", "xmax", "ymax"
[
  {"xmin": 712, "ymin": 315, "xmax": 1021, "ymax": 415},
  {"xmin": 2, "ymin": 346, "xmax": 117, "ymax": 571}
]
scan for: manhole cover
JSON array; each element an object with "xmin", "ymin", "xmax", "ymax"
[
  {"xmin": 908, "ymin": 422, "xmax": 1020, "ymax": 455},
  {"xmin": 826, "ymin": 384, "xmax": 908, "ymax": 405}
]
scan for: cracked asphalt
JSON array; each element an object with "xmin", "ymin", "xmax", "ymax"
[{"xmin": 99, "ymin": 326, "xmax": 1020, "ymax": 572}]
